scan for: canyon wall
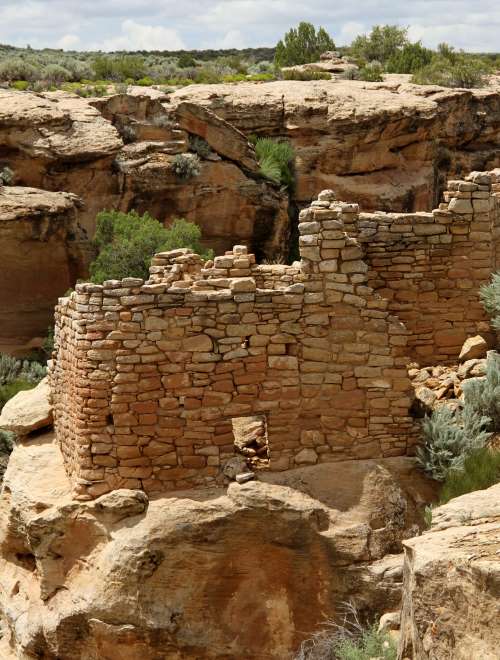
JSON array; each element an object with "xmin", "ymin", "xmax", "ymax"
[
  {"xmin": 0, "ymin": 89, "xmax": 289, "ymax": 258},
  {"xmin": 171, "ymin": 79, "xmax": 500, "ymax": 212},
  {"xmin": 0, "ymin": 186, "xmax": 90, "ymax": 354}
]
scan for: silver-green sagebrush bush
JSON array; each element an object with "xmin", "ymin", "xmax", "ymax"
[
  {"xmin": 171, "ymin": 153, "xmax": 201, "ymax": 179},
  {"xmin": 417, "ymin": 404, "xmax": 491, "ymax": 481}
]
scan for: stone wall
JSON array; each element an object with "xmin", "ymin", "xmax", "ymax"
[
  {"xmin": 339, "ymin": 170, "xmax": 500, "ymax": 361},
  {"xmin": 49, "ymin": 170, "xmax": 500, "ymax": 499},
  {"xmin": 50, "ymin": 191, "xmax": 416, "ymax": 499}
]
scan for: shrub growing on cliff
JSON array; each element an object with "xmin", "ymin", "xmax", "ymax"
[
  {"xmin": 0, "ymin": 166, "xmax": 14, "ymax": 185},
  {"xmin": 89, "ymin": 210, "xmax": 211, "ymax": 283},
  {"xmin": 440, "ymin": 447, "xmax": 500, "ymax": 504},
  {"xmin": 171, "ymin": 153, "xmax": 201, "ymax": 179},
  {"xmin": 480, "ymin": 272, "xmax": 500, "ymax": 331},
  {"xmin": 295, "ymin": 603, "xmax": 396, "ymax": 660},
  {"xmin": 462, "ymin": 352, "xmax": 500, "ymax": 431},
  {"xmin": 417, "ymin": 405, "xmax": 491, "ymax": 481},
  {"xmin": 275, "ymin": 22, "xmax": 335, "ymax": 67},
  {"xmin": 254, "ymin": 138, "xmax": 294, "ymax": 189}
]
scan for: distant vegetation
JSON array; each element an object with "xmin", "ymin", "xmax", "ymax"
[
  {"xmin": 0, "ymin": 353, "xmax": 46, "ymax": 412},
  {"xmin": 274, "ymin": 22, "xmax": 335, "ymax": 67},
  {"xmin": 89, "ymin": 210, "xmax": 213, "ymax": 283},
  {"xmin": 0, "ymin": 24, "xmax": 497, "ymax": 93}
]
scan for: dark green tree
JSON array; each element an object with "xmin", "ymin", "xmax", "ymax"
[
  {"xmin": 386, "ymin": 41, "xmax": 433, "ymax": 74},
  {"xmin": 89, "ymin": 210, "xmax": 212, "ymax": 283},
  {"xmin": 350, "ymin": 25, "xmax": 408, "ymax": 65},
  {"xmin": 274, "ymin": 22, "xmax": 335, "ymax": 67}
]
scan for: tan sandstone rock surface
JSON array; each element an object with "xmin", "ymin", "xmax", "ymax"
[
  {"xmin": 0, "ymin": 377, "xmax": 52, "ymax": 436},
  {"xmin": 0, "ymin": 185, "xmax": 90, "ymax": 354},
  {"xmin": 0, "ymin": 433, "xmax": 435, "ymax": 659},
  {"xmin": 170, "ymin": 79, "xmax": 500, "ymax": 211},
  {"xmin": 0, "ymin": 89, "xmax": 289, "ymax": 257},
  {"xmin": 398, "ymin": 483, "xmax": 500, "ymax": 660}
]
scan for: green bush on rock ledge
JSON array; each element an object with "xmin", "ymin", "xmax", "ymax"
[{"xmin": 89, "ymin": 209, "xmax": 212, "ymax": 283}]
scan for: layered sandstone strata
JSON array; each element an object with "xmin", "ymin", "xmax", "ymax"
[
  {"xmin": 0, "ymin": 186, "xmax": 89, "ymax": 353},
  {"xmin": 0, "ymin": 432, "xmax": 434, "ymax": 660},
  {"xmin": 171, "ymin": 78, "xmax": 500, "ymax": 211},
  {"xmin": 0, "ymin": 89, "xmax": 289, "ymax": 258}
]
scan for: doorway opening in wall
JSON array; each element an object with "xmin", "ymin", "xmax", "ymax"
[{"xmin": 231, "ymin": 414, "xmax": 269, "ymax": 470}]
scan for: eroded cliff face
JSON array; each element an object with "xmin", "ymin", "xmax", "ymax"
[
  {"xmin": 398, "ymin": 483, "xmax": 500, "ymax": 660},
  {"xmin": 170, "ymin": 78, "xmax": 500, "ymax": 212},
  {"xmin": 0, "ymin": 89, "xmax": 289, "ymax": 259},
  {"xmin": 0, "ymin": 186, "xmax": 89, "ymax": 354},
  {"xmin": 0, "ymin": 433, "xmax": 435, "ymax": 660}
]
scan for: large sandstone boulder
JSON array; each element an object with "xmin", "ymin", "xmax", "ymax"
[
  {"xmin": 0, "ymin": 377, "xmax": 52, "ymax": 436},
  {"xmin": 0, "ymin": 186, "xmax": 90, "ymax": 354},
  {"xmin": 0, "ymin": 434, "xmax": 435, "ymax": 660},
  {"xmin": 398, "ymin": 484, "xmax": 500, "ymax": 659}
]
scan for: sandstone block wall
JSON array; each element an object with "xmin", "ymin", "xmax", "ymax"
[
  {"xmin": 50, "ymin": 191, "xmax": 416, "ymax": 499},
  {"xmin": 49, "ymin": 170, "xmax": 500, "ymax": 499},
  {"xmin": 339, "ymin": 170, "xmax": 500, "ymax": 361}
]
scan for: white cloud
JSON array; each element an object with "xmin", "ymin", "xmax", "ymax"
[
  {"xmin": 215, "ymin": 30, "xmax": 247, "ymax": 49},
  {"xmin": 57, "ymin": 34, "xmax": 81, "ymax": 49},
  {"xmin": 338, "ymin": 22, "xmax": 365, "ymax": 46},
  {"xmin": 95, "ymin": 19, "xmax": 186, "ymax": 51}
]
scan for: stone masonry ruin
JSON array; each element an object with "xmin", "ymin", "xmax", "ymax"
[{"xmin": 49, "ymin": 170, "xmax": 500, "ymax": 499}]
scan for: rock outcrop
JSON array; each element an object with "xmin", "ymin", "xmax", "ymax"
[
  {"xmin": 0, "ymin": 432, "xmax": 435, "ymax": 660},
  {"xmin": 0, "ymin": 377, "xmax": 52, "ymax": 436},
  {"xmin": 0, "ymin": 186, "xmax": 89, "ymax": 354},
  {"xmin": 171, "ymin": 79, "xmax": 500, "ymax": 211},
  {"xmin": 0, "ymin": 89, "xmax": 289, "ymax": 258},
  {"xmin": 398, "ymin": 483, "xmax": 500, "ymax": 659}
]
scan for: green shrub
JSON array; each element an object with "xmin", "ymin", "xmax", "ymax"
[
  {"xmin": 178, "ymin": 53, "xmax": 197, "ymax": 68},
  {"xmin": 295, "ymin": 603, "xmax": 396, "ymax": 660},
  {"xmin": 171, "ymin": 153, "xmax": 201, "ymax": 179},
  {"xmin": 0, "ymin": 57, "xmax": 39, "ymax": 82},
  {"xmin": 136, "ymin": 76, "xmax": 155, "ymax": 86},
  {"xmin": 0, "ymin": 430, "xmax": 14, "ymax": 454},
  {"xmin": 42, "ymin": 63, "xmax": 72, "ymax": 85},
  {"xmin": 440, "ymin": 447, "xmax": 500, "ymax": 504},
  {"xmin": 11, "ymin": 80, "xmax": 29, "ymax": 91},
  {"xmin": 92, "ymin": 55, "xmax": 146, "ymax": 82},
  {"xmin": 275, "ymin": 22, "xmax": 335, "ymax": 67},
  {"xmin": 412, "ymin": 53, "xmax": 491, "ymax": 88},
  {"xmin": 386, "ymin": 41, "xmax": 434, "ymax": 74},
  {"xmin": 189, "ymin": 135, "xmax": 211, "ymax": 158},
  {"xmin": 0, "ymin": 379, "xmax": 36, "ymax": 411},
  {"xmin": 357, "ymin": 62, "xmax": 384, "ymax": 82},
  {"xmin": 282, "ymin": 69, "xmax": 331, "ymax": 81},
  {"xmin": 350, "ymin": 25, "xmax": 408, "ymax": 65},
  {"xmin": 89, "ymin": 210, "xmax": 211, "ymax": 283},
  {"xmin": 462, "ymin": 352, "xmax": 500, "ymax": 430},
  {"xmin": 480, "ymin": 272, "xmax": 500, "ymax": 331},
  {"xmin": 254, "ymin": 138, "xmax": 295, "ymax": 188},
  {"xmin": 417, "ymin": 405, "xmax": 491, "ymax": 481}
]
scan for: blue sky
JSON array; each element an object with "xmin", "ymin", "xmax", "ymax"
[{"xmin": 0, "ymin": 0, "xmax": 498, "ymax": 52}]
